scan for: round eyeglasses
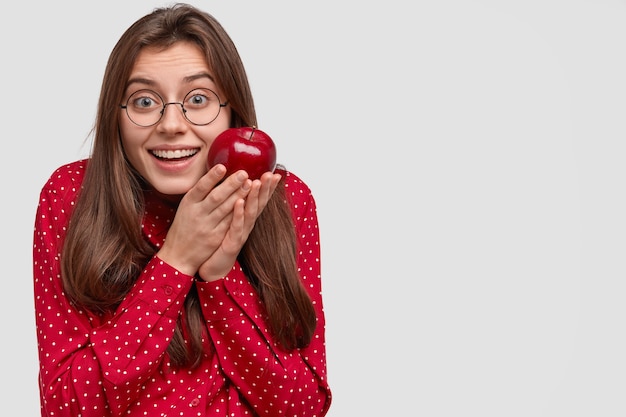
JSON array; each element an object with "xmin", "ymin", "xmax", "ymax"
[{"xmin": 120, "ymin": 88, "xmax": 229, "ymax": 127}]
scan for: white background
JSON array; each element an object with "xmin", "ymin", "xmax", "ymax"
[{"xmin": 2, "ymin": 0, "xmax": 626, "ymax": 415}]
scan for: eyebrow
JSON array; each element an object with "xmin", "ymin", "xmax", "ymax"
[{"xmin": 125, "ymin": 72, "xmax": 216, "ymax": 89}]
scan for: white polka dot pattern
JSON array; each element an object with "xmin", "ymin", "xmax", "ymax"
[{"xmin": 33, "ymin": 159, "xmax": 332, "ymax": 416}]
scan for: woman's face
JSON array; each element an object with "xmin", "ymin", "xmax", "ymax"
[{"xmin": 120, "ymin": 41, "xmax": 231, "ymax": 196}]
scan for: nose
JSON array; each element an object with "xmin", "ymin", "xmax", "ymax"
[{"xmin": 157, "ymin": 102, "xmax": 187, "ymax": 130}]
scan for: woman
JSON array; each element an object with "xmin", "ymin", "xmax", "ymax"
[{"xmin": 32, "ymin": 3, "xmax": 331, "ymax": 416}]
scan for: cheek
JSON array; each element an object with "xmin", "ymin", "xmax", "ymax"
[
  {"xmin": 119, "ymin": 122, "xmax": 148, "ymax": 165},
  {"xmin": 119, "ymin": 118, "xmax": 132, "ymax": 148},
  {"xmin": 203, "ymin": 108, "xmax": 232, "ymax": 145}
]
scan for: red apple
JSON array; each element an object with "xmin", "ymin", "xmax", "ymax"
[{"xmin": 207, "ymin": 126, "xmax": 277, "ymax": 180}]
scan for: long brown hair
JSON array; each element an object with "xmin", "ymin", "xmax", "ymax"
[{"xmin": 61, "ymin": 3, "xmax": 316, "ymax": 368}]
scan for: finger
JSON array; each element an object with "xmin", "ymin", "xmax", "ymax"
[
  {"xmin": 204, "ymin": 170, "xmax": 251, "ymax": 204},
  {"xmin": 202, "ymin": 174, "xmax": 251, "ymax": 225},
  {"xmin": 184, "ymin": 164, "xmax": 227, "ymax": 202},
  {"xmin": 202, "ymin": 211, "xmax": 234, "ymax": 248},
  {"xmin": 224, "ymin": 198, "xmax": 246, "ymax": 254},
  {"xmin": 261, "ymin": 172, "xmax": 281, "ymax": 202},
  {"xmin": 249, "ymin": 173, "xmax": 281, "ymax": 212},
  {"xmin": 242, "ymin": 173, "xmax": 281, "ymax": 224},
  {"xmin": 244, "ymin": 181, "xmax": 261, "ymax": 219}
]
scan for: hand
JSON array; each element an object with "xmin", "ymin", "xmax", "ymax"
[
  {"xmin": 197, "ymin": 170, "xmax": 282, "ymax": 282},
  {"xmin": 156, "ymin": 164, "xmax": 252, "ymax": 276}
]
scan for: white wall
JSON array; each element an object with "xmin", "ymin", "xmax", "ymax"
[{"xmin": 3, "ymin": 1, "xmax": 626, "ymax": 415}]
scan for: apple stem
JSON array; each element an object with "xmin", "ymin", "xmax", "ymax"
[{"xmin": 249, "ymin": 125, "xmax": 256, "ymax": 140}]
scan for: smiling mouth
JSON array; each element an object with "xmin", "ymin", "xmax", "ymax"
[{"xmin": 151, "ymin": 149, "xmax": 199, "ymax": 160}]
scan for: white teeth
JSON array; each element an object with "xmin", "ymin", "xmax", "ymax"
[{"xmin": 152, "ymin": 149, "xmax": 199, "ymax": 159}]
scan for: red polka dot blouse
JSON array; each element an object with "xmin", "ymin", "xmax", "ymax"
[{"xmin": 32, "ymin": 159, "xmax": 332, "ymax": 416}]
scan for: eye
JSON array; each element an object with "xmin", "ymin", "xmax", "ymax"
[
  {"xmin": 136, "ymin": 96, "xmax": 156, "ymax": 108},
  {"xmin": 128, "ymin": 90, "xmax": 162, "ymax": 111},
  {"xmin": 186, "ymin": 93, "xmax": 208, "ymax": 108},
  {"xmin": 185, "ymin": 89, "xmax": 217, "ymax": 109}
]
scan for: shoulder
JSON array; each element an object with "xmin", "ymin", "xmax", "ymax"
[
  {"xmin": 277, "ymin": 168, "xmax": 314, "ymax": 202},
  {"xmin": 276, "ymin": 168, "xmax": 318, "ymax": 222},
  {"xmin": 40, "ymin": 159, "xmax": 89, "ymax": 201}
]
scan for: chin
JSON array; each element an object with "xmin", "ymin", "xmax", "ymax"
[{"xmin": 151, "ymin": 179, "xmax": 195, "ymax": 198}]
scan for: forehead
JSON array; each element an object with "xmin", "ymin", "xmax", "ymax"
[{"xmin": 127, "ymin": 42, "xmax": 214, "ymax": 89}]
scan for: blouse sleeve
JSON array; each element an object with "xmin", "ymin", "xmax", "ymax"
[
  {"xmin": 32, "ymin": 163, "xmax": 194, "ymax": 416},
  {"xmin": 196, "ymin": 171, "xmax": 332, "ymax": 416}
]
